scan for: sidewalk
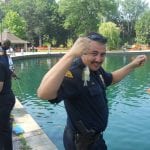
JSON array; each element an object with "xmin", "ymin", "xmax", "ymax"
[
  {"xmin": 9, "ymin": 50, "xmax": 150, "ymax": 59},
  {"xmin": 10, "ymin": 51, "xmax": 65, "ymax": 57},
  {"xmin": 12, "ymin": 99, "xmax": 58, "ymax": 150}
]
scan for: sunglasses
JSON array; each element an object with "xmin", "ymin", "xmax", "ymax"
[{"xmin": 87, "ymin": 34, "xmax": 107, "ymax": 44}]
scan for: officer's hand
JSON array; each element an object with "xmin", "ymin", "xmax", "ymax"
[
  {"xmin": 130, "ymin": 55, "xmax": 147, "ymax": 68},
  {"xmin": 68, "ymin": 37, "xmax": 91, "ymax": 58}
]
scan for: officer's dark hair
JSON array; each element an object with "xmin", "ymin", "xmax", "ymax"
[
  {"xmin": 86, "ymin": 32, "xmax": 107, "ymax": 44},
  {"xmin": 1, "ymin": 39, "xmax": 11, "ymax": 55},
  {"xmin": 3, "ymin": 39, "xmax": 11, "ymax": 47}
]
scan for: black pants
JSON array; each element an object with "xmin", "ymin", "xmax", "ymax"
[
  {"xmin": 0, "ymin": 93, "xmax": 15, "ymax": 150},
  {"xmin": 63, "ymin": 125, "xmax": 107, "ymax": 150}
]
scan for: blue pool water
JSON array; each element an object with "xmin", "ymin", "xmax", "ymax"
[{"xmin": 12, "ymin": 53, "xmax": 150, "ymax": 150}]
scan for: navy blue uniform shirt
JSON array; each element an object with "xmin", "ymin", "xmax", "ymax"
[
  {"xmin": 0, "ymin": 57, "xmax": 12, "ymax": 95},
  {"xmin": 51, "ymin": 58, "xmax": 112, "ymax": 133}
]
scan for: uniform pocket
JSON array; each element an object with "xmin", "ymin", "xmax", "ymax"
[{"xmin": 88, "ymin": 84, "xmax": 102, "ymax": 96}]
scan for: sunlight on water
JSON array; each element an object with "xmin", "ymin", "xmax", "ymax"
[{"xmin": 12, "ymin": 54, "xmax": 150, "ymax": 150}]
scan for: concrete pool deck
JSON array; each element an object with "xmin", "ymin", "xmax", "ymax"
[
  {"xmin": 11, "ymin": 51, "xmax": 66, "ymax": 60},
  {"xmin": 12, "ymin": 99, "xmax": 58, "ymax": 150}
]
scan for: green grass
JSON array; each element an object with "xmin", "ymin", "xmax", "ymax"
[{"xmin": 18, "ymin": 134, "xmax": 32, "ymax": 150}]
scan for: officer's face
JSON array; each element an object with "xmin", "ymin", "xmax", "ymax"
[{"xmin": 81, "ymin": 41, "xmax": 106, "ymax": 71}]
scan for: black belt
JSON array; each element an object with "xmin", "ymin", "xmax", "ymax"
[
  {"xmin": 75, "ymin": 131, "xmax": 102, "ymax": 150},
  {"xmin": 74, "ymin": 120, "xmax": 103, "ymax": 150}
]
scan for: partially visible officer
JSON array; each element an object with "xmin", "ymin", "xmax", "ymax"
[
  {"xmin": 0, "ymin": 39, "xmax": 16, "ymax": 150},
  {"xmin": 37, "ymin": 32, "xmax": 147, "ymax": 150}
]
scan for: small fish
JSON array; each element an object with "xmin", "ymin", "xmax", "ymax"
[{"xmin": 82, "ymin": 66, "xmax": 90, "ymax": 86}]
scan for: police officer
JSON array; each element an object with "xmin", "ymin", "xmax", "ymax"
[
  {"xmin": 37, "ymin": 32, "xmax": 147, "ymax": 150},
  {"xmin": 0, "ymin": 39, "xmax": 16, "ymax": 150}
]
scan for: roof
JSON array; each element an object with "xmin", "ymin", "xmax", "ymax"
[{"xmin": 0, "ymin": 30, "xmax": 29, "ymax": 44}]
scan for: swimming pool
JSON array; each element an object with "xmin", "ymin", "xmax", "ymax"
[{"xmin": 12, "ymin": 53, "xmax": 150, "ymax": 150}]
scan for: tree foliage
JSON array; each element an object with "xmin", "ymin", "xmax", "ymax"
[
  {"xmin": 2, "ymin": 0, "xmax": 67, "ymax": 46},
  {"xmin": 135, "ymin": 10, "xmax": 150, "ymax": 44},
  {"xmin": 99, "ymin": 22, "xmax": 121, "ymax": 50},
  {"xmin": 17, "ymin": 0, "xmax": 57, "ymax": 45},
  {"xmin": 0, "ymin": 0, "xmax": 149, "ymax": 48},
  {"xmin": 2, "ymin": 10, "xmax": 26, "ymax": 39},
  {"xmin": 115, "ymin": 0, "xmax": 148, "ymax": 44},
  {"xmin": 58, "ymin": 0, "xmax": 117, "ymax": 36}
]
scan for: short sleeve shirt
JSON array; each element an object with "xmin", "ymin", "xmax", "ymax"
[
  {"xmin": 0, "ymin": 62, "xmax": 12, "ymax": 94},
  {"xmin": 52, "ymin": 58, "xmax": 112, "ymax": 132}
]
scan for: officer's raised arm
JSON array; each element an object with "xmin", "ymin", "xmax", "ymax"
[
  {"xmin": 37, "ymin": 37, "xmax": 91, "ymax": 100},
  {"xmin": 112, "ymin": 55, "xmax": 147, "ymax": 84}
]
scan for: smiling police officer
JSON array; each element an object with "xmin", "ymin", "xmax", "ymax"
[{"xmin": 37, "ymin": 32, "xmax": 147, "ymax": 150}]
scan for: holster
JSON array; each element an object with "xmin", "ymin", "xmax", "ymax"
[{"xmin": 75, "ymin": 120, "xmax": 100, "ymax": 150}]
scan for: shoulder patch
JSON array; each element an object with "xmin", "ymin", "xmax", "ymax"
[{"xmin": 65, "ymin": 70, "xmax": 73, "ymax": 78}]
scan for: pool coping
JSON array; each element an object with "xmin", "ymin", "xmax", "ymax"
[
  {"xmin": 12, "ymin": 98, "xmax": 58, "ymax": 150},
  {"xmin": 10, "ymin": 50, "xmax": 150, "ymax": 61}
]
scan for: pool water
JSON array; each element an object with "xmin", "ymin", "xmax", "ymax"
[{"xmin": 12, "ymin": 53, "xmax": 150, "ymax": 150}]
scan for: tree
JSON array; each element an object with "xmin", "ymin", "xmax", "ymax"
[
  {"xmin": 135, "ymin": 10, "xmax": 150, "ymax": 44},
  {"xmin": 19, "ymin": 0, "xmax": 55, "ymax": 46},
  {"xmin": 58, "ymin": 0, "xmax": 117, "ymax": 37},
  {"xmin": 0, "ymin": 3, "xmax": 5, "ymax": 34},
  {"xmin": 115, "ymin": 0, "xmax": 148, "ymax": 44},
  {"xmin": 4, "ymin": 0, "xmax": 63, "ymax": 46},
  {"xmin": 2, "ymin": 10, "xmax": 26, "ymax": 39},
  {"xmin": 99, "ymin": 22, "xmax": 121, "ymax": 50}
]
